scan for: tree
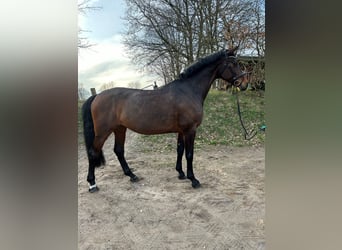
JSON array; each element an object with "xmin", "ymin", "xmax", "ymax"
[
  {"xmin": 78, "ymin": 0, "xmax": 102, "ymax": 50},
  {"xmin": 123, "ymin": 0, "xmax": 265, "ymax": 84},
  {"xmin": 127, "ymin": 81, "xmax": 141, "ymax": 89},
  {"xmin": 250, "ymin": 0, "xmax": 265, "ymax": 57},
  {"xmin": 98, "ymin": 81, "xmax": 117, "ymax": 92},
  {"xmin": 78, "ymin": 83, "xmax": 91, "ymax": 100}
]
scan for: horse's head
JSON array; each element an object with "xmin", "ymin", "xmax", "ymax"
[{"xmin": 218, "ymin": 46, "xmax": 248, "ymax": 91}]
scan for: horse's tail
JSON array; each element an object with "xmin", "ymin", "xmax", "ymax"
[{"xmin": 82, "ymin": 95, "xmax": 106, "ymax": 167}]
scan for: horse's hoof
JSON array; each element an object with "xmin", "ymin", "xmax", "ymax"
[
  {"xmin": 191, "ymin": 180, "xmax": 201, "ymax": 188},
  {"xmin": 178, "ymin": 173, "xmax": 186, "ymax": 180},
  {"xmin": 89, "ymin": 186, "xmax": 99, "ymax": 193},
  {"xmin": 130, "ymin": 175, "xmax": 139, "ymax": 182}
]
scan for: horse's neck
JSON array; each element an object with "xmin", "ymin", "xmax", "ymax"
[{"xmin": 189, "ymin": 64, "xmax": 220, "ymax": 103}]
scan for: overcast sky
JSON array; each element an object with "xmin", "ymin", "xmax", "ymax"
[{"xmin": 78, "ymin": 0, "xmax": 157, "ymax": 91}]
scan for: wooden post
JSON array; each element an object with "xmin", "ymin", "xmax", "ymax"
[{"xmin": 90, "ymin": 88, "xmax": 96, "ymax": 96}]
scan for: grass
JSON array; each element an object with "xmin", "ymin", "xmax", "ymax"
[
  {"xmin": 197, "ymin": 89, "xmax": 265, "ymax": 147},
  {"xmin": 78, "ymin": 89, "xmax": 265, "ymax": 150}
]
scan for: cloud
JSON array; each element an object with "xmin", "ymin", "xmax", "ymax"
[
  {"xmin": 78, "ymin": 34, "xmax": 126, "ymax": 70},
  {"xmin": 78, "ymin": 60, "xmax": 125, "ymax": 87},
  {"xmin": 78, "ymin": 35, "xmax": 157, "ymax": 91}
]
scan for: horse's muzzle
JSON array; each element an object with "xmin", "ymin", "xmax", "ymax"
[
  {"xmin": 235, "ymin": 81, "xmax": 248, "ymax": 91},
  {"xmin": 233, "ymin": 72, "xmax": 248, "ymax": 91}
]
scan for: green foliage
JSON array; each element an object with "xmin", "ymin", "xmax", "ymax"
[{"xmin": 197, "ymin": 90, "xmax": 265, "ymax": 147}]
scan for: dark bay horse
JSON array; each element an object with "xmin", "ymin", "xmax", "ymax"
[{"xmin": 82, "ymin": 47, "xmax": 248, "ymax": 192}]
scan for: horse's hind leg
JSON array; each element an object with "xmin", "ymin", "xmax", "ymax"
[
  {"xmin": 176, "ymin": 133, "xmax": 186, "ymax": 179},
  {"xmin": 87, "ymin": 133, "xmax": 110, "ymax": 192},
  {"xmin": 87, "ymin": 161, "xmax": 98, "ymax": 193},
  {"xmin": 114, "ymin": 126, "xmax": 139, "ymax": 182}
]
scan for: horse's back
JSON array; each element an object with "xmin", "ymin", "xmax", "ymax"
[{"xmin": 90, "ymin": 86, "xmax": 203, "ymax": 135}]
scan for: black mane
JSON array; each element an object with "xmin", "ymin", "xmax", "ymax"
[{"xmin": 179, "ymin": 50, "xmax": 226, "ymax": 79}]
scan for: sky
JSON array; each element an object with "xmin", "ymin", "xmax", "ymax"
[{"xmin": 78, "ymin": 0, "xmax": 157, "ymax": 92}]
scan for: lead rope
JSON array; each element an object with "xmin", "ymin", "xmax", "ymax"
[{"xmin": 233, "ymin": 87, "xmax": 258, "ymax": 140}]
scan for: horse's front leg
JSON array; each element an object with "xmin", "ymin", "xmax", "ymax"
[
  {"xmin": 175, "ymin": 133, "xmax": 186, "ymax": 179},
  {"xmin": 184, "ymin": 129, "xmax": 201, "ymax": 188}
]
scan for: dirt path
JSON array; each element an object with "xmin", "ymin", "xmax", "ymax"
[{"xmin": 78, "ymin": 130, "xmax": 265, "ymax": 249}]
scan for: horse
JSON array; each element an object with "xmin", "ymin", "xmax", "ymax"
[{"xmin": 82, "ymin": 47, "xmax": 248, "ymax": 192}]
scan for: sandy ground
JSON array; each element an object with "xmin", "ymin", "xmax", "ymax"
[{"xmin": 78, "ymin": 130, "xmax": 265, "ymax": 249}]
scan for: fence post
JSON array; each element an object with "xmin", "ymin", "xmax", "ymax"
[{"xmin": 90, "ymin": 88, "xmax": 97, "ymax": 96}]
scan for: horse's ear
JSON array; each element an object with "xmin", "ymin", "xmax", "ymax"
[{"xmin": 228, "ymin": 46, "xmax": 239, "ymax": 56}]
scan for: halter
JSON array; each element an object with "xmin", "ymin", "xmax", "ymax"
[{"xmin": 223, "ymin": 55, "xmax": 247, "ymax": 87}]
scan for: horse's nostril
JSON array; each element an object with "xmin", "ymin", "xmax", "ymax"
[{"xmin": 234, "ymin": 80, "xmax": 241, "ymax": 87}]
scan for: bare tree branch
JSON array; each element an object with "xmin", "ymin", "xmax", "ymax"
[
  {"xmin": 123, "ymin": 0, "xmax": 265, "ymax": 83},
  {"xmin": 78, "ymin": 0, "xmax": 102, "ymax": 50},
  {"xmin": 78, "ymin": 0, "xmax": 102, "ymax": 14}
]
